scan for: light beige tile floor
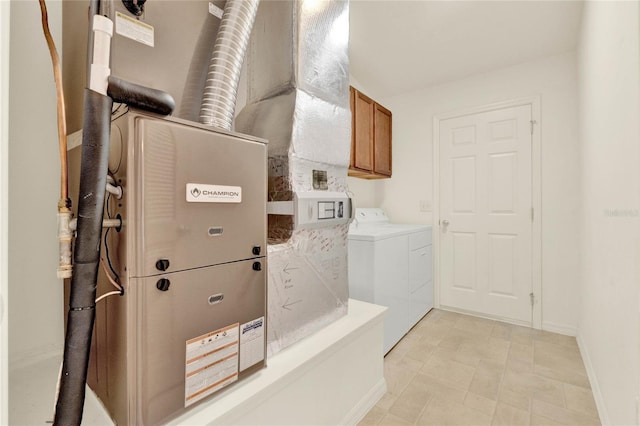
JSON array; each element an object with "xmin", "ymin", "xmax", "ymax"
[{"xmin": 359, "ymin": 309, "xmax": 600, "ymax": 426}]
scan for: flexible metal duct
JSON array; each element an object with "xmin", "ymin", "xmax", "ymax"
[{"xmin": 199, "ymin": 0, "xmax": 259, "ymax": 129}]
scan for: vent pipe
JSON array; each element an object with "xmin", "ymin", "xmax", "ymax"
[{"xmin": 199, "ymin": 0, "xmax": 260, "ymax": 130}]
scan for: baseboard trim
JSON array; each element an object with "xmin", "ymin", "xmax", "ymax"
[
  {"xmin": 438, "ymin": 307, "xmax": 579, "ymax": 337},
  {"xmin": 576, "ymin": 333, "xmax": 609, "ymax": 425},
  {"xmin": 439, "ymin": 305, "xmax": 531, "ymax": 328},
  {"xmin": 542, "ymin": 321, "xmax": 577, "ymax": 336},
  {"xmin": 341, "ymin": 377, "xmax": 387, "ymax": 426}
]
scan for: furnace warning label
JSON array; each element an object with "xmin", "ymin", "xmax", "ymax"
[
  {"xmin": 115, "ymin": 12, "xmax": 154, "ymax": 47},
  {"xmin": 185, "ymin": 323, "xmax": 239, "ymax": 407},
  {"xmin": 239, "ymin": 317, "xmax": 265, "ymax": 371}
]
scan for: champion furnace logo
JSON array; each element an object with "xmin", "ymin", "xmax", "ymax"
[{"xmin": 186, "ymin": 183, "xmax": 242, "ymax": 203}]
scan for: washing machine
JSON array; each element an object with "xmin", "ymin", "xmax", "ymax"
[{"xmin": 348, "ymin": 209, "xmax": 433, "ymax": 354}]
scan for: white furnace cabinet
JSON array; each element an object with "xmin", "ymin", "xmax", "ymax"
[{"xmin": 67, "ymin": 111, "xmax": 267, "ymax": 425}]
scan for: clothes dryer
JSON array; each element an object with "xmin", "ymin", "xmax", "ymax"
[{"xmin": 348, "ymin": 209, "xmax": 433, "ymax": 354}]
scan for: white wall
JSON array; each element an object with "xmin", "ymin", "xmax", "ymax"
[
  {"xmin": 576, "ymin": 2, "xmax": 640, "ymax": 425},
  {"xmin": 0, "ymin": 1, "xmax": 10, "ymax": 423},
  {"xmin": 8, "ymin": 1, "xmax": 64, "ymax": 364},
  {"xmin": 347, "ymin": 177, "xmax": 382, "ymax": 209},
  {"xmin": 350, "ymin": 52, "xmax": 581, "ymax": 332}
]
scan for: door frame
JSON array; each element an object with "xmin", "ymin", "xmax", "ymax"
[
  {"xmin": 433, "ymin": 96, "xmax": 542, "ymax": 329},
  {"xmin": 0, "ymin": 1, "xmax": 8, "ymax": 423}
]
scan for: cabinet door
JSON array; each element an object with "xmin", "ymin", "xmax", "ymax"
[
  {"xmin": 353, "ymin": 89, "xmax": 375, "ymax": 171},
  {"xmin": 350, "ymin": 86, "xmax": 356, "ymax": 169},
  {"xmin": 374, "ymin": 103, "xmax": 392, "ymax": 176}
]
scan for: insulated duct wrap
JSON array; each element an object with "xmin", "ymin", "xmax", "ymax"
[
  {"xmin": 200, "ymin": 0, "xmax": 260, "ymax": 129},
  {"xmin": 236, "ymin": 0, "xmax": 351, "ymax": 355}
]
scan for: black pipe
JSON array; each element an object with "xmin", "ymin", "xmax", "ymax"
[
  {"xmin": 54, "ymin": 89, "xmax": 112, "ymax": 426},
  {"xmin": 108, "ymin": 75, "xmax": 175, "ymax": 115},
  {"xmin": 54, "ymin": 2, "xmax": 107, "ymax": 424},
  {"xmin": 54, "ymin": 2, "xmax": 175, "ymax": 422}
]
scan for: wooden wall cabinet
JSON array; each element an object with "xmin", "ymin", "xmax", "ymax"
[{"xmin": 349, "ymin": 86, "xmax": 392, "ymax": 179}]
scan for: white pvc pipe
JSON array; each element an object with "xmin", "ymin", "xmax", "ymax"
[
  {"xmin": 57, "ymin": 210, "xmax": 73, "ymax": 279},
  {"xmin": 69, "ymin": 217, "xmax": 121, "ymax": 232},
  {"xmin": 89, "ymin": 15, "xmax": 113, "ymax": 95},
  {"xmin": 106, "ymin": 182, "xmax": 123, "ymax": 199}
]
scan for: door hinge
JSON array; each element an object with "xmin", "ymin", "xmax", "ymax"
[
  {"xmin": 530, "ymin": 120, "xmax": 537, "ymax": 135},
  {"xmin": 531, "ymin": 207, "xmax": 534, "ymax": 222},
  {"xmin": 529, "ymin": 292, "xmax": 535, "ymax": 307}
]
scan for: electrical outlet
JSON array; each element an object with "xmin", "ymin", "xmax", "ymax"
[{"xmin": 419, "ymin": 199, "xmax": 431, "ymax": 212}]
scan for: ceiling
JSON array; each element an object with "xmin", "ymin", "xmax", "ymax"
[{"xmin": 349, "ymin": 0, "xmax": 584, "ymax": 97}]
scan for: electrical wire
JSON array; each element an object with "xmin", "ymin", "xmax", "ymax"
[
  {"xmin": 103, "ymin": 192, "xmax": 122, "ymax": 284},
  {"xmin": 111, "ymin": 104, "xmax": 129, "ymax": 122},
  {"xmin": 100, "ymin": 258, "xmax": 122, "ymax": 293},
  {"xmin": 38, "ymin": 0, "xmax": 69, "ymax": 208},
  {"xmin": 95, "ymin": 291, "xmax": 122, "ymax": 304},
  {"xmin": 103, "ymin": 229, "xmax": 121, "ymax": 285},
  {"xmin": 97, "ymin": 254, "xmax": 124, "ymax": 301},
  {"xmin": 106, "ymin": 188, "xmax": 114, "ymax": 219},
  {"xmin": 101, "ymin": 192, "xmax": 124, "ymax": 297},
  {"xmin": 112, "ymin": 103, "xmax": 124, "ymax": 116}
]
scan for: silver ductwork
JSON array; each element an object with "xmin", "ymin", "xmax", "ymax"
[
  {"xmin": 200, "ymin": 0, "xmax": 260, "ymax": 129},
  {"xmin": 236, "ymin": 0, "xmax": 351, "ymax": 355}
]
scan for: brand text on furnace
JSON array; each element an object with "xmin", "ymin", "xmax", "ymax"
[{"xmin": 204, "ymin": 190, "xmax": 240, "ymax": 197}]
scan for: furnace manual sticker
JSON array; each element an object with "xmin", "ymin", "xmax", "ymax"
[
  {"xmin": 115, "ymin": 12, "xmax": 154, "ymax": 47},
  {"xmin": 186, "ymin": 183, "xmax": 242, "ymax": 203},
  {"xmin": 185, "ymin": 323, "xmax": 239, "ymax": 407},
  {"xmin": 239, "ymin": 317, "xmax": 265, "ymax": 371}
]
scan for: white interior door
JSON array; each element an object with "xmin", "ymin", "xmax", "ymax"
[{"xmin": 438, "ymin": 104, "xmax": 533, "ymax": 324}]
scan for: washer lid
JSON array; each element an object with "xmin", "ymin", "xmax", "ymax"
[{"xmin": 348, "ymin": 223, "xmax": 431, "ymax": 241}]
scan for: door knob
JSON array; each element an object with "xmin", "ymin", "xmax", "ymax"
[{"xmin": 441, "ymin": 219, "xmax": 450, "ymax": 226}]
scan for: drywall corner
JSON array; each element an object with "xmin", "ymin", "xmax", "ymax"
[
  {"xmin": 0, "ymin": 2, "xmax": 10, "ymax": 424},
  {"xmin": 576, "ymin": 333, "xmax": 609, "ymax": 425},
  {"xmin": 8, "ymin": 0, "xmax": 64, "ymax": 365},
  {"xmin": 576, "ymin": 1, "xmax": 640, "ymax": 425}
]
